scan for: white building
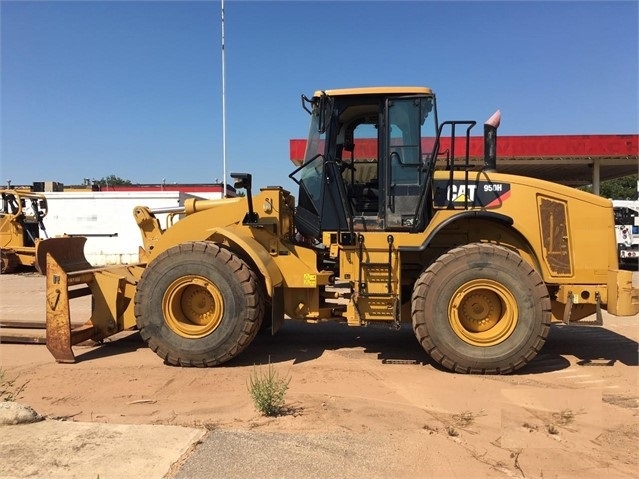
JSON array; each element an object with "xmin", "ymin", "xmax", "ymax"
[{"xmin": 42, "ymin": 191, "xmax": 207, "ymax": 266}]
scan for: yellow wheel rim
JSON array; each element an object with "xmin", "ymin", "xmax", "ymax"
[
  {"xmin": 162, "ymin": 275, "xmax": 224, "ymax": 338},
  {"xmin": 449, "ymin": 279, "xmax": 518, "ymax": 347}
]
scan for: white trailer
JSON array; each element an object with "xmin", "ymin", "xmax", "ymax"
[{"xmin": 43, "ymin": 191, "xmax": 202, "ymax": 266}]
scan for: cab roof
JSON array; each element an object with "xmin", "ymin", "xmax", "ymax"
[{"xmin": 313, "ymin": 86, "xmax": 433, "ymax": 98}]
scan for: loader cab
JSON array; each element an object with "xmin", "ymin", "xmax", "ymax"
[
  {"xmin": 0, "ymin": 190, "xmax": 48, "ymax": 250},
  {"xmin": 291, "ymin": 87, "xmax": 438, "ymax": 241}
]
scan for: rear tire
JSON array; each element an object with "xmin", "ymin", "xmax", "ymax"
[
  {"xmin": 134, "ymin": 241, "xmax": 264, "ymax": 366},
  {"xmin": 411, "ymin": 243, "xmax": 550, "ymax": 374}
]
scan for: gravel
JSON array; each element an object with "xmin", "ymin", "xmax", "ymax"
[{"xmin": 172, "ymin": 429, "xmax": 407, "ymax": 479}]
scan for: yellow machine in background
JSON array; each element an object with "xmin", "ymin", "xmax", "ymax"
[
  {"xmin": 1, "ymin": 189, "xmax": 49, "ymax": 274},
  {"xmin": 43, "ymin": 86, "xmax": 639, "ymax": 373}
]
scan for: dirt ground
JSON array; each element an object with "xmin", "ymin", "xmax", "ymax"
[{"xmin": 1, "ymin": 272, "xmax": 639, "ymax": 478}]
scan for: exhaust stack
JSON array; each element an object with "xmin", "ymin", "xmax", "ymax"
[{"xmin": 483, "ymin": 110, "xmax": 501, "ymax": 172}]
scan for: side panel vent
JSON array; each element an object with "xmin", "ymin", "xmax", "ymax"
[{"xmin": 538, "ymin": 196, "xmax": 573, "ymax": 276}]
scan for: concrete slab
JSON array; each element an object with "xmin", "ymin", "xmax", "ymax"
[{"xmin": 0, "ymin": 420, "xmax": 206, "ymax": 479}]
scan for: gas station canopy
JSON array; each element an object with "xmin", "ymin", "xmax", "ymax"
[{"xmin": 290, "ymin": 134, "xmax": 638, "ymax": 192}]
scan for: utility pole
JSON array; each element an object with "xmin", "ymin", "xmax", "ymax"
[{"xmin": 221, "ymin": 0, "xmax": 227, "ymax": 198}]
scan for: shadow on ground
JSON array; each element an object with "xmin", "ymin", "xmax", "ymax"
[
  {"xmin": 518, "ymin": 323, "xmax": 638, "ymax": 374},
  {"xmin": 72, "ymin": 331, "xmax": 147, "ymax": 362},
  {"xmin": 230, "ymin": 321, "xmax": 431, "ymax": 367},
  {"xmin": 70, "ymin": 319, "xmax": 638, "ymax": 376}
]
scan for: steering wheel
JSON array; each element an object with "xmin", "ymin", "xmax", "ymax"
[{"xmin": 338, "ymin": 159, "xmax": 356, "ymax": 173}]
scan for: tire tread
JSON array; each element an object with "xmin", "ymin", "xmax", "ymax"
[
  {"xmin": 134, "ymin": 241, "xmax": 264, "ymax": 367},
  {"xmin": 412, "ymin": 243, "xmax": 551, "ymax": 374}
]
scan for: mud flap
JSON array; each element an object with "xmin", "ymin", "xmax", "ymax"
[{"xmin": 271, "ymin": 287, "xmax": 285, "ymax": 335}]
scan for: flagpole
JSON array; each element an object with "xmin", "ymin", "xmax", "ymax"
[{"xmin": 221, "ymin": 0, "xmax": 227, "ymax": 198}]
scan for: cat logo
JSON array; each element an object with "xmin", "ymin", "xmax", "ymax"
[
  {"xmin": 434, "ymin": 180, "xmax": 511, "ymax": 208},
  {"xmin": 448, "ymin": 184, "xmax": 478, "ymax": 203}
]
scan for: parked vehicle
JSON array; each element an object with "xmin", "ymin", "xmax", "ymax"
[
  {"xmin": 613, "ymin": 200, "xmax": 639, "ymax": 264},
  {"xmin": 41, "ymin": 86, "xmax": 639, "ymax": 373}
]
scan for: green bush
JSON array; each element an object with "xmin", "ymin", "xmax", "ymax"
[{"xmin": 247, "ymin": 361, "xmax": 290, "ymax": 417}]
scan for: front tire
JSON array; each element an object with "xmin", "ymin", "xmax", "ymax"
[
  {"xmin": 134, "ymin": 241, "xmax": 264, "ymax": 366},
  {"xmin": 411, "ymin": 243, "xmax": 550, "ymax": 374}
]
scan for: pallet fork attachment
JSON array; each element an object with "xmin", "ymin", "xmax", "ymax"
[{"xmin": 43, "ymin": 237, "xmax": 141, "ymax": 363}]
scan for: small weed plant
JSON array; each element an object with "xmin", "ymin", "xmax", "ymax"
[
  {"xmin": 446, "ymin": 426, "xmax": 460, "ymax": 437},
  {"xmin": 452, "ymin": 410, "xmax": 476, "ymax": 428},
  {"xmin": 247, "ymin": 361, "xmax": 290, "ymax": 417},
  {"xmin": 0, "ymin": 368, "xmax": 28, "ymax": 402}
]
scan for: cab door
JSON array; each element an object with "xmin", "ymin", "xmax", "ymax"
[{"xmin": 382, "ymin": 97, "xmax": 434, "ymax": 230}]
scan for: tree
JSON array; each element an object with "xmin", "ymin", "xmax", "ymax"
[
  {"xmin": 579, "ymin": 174, "xmax": 638, "ymax": 200},
  {"xmin": 96, "ymin": 175, "xmax": 132, "ymax": 186}
]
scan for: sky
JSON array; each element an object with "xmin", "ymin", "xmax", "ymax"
[{"xmin": 1, "ymin": 0, "xmax": 638, "ymax": 191}]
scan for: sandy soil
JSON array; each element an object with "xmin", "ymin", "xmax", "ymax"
[{"xmin": 1, "ymin": 273, "xmax": 638, "ymax": 478}]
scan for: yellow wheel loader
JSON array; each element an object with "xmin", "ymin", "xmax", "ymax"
[
  {"xmin": 1, "ymin": 190, "xmax": 50, "ymax": 274},
  {"xmin": 0, "ymin": 189, "xmax": 81, "ymax": 275},
  {"xmin": 43, "ymin": 86, "xmax": 639, "ymax": 373}
]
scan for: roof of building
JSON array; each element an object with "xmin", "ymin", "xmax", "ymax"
[{"xmin": 290, "ymin": 134, "xmax": 638, "ymax": 186}]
